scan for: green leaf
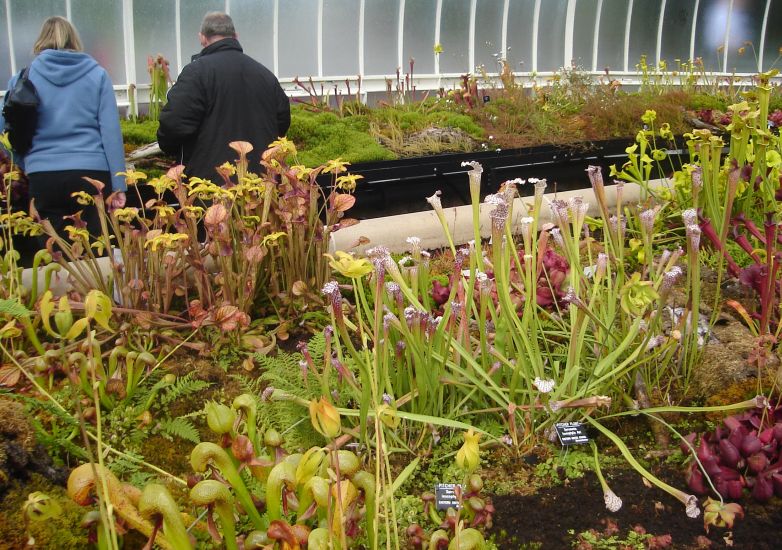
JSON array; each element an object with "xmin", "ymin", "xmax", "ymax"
[
  {"xmin": 0, "ymin": 298, "xmax": 30, "ymax": 318},
  {"xmin": 158, "ymin": 417, "xmax": 200, "ymax": 443},
  {"xmin": 391, "ymin": 456, "xmax": 420, "ymax": 493}
]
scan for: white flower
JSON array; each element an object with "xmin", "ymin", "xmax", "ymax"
[
  {"xmin": 321, "ymin": 280, "xmax": 340, "ymax": 297},
  {"xmin": 398, "ymin": 255, "xmax": 413, "ymax": 267},
  {"xmin": 603, "ymin": 489, "xmax": 623, "ymax": 512},
  {"xmin": 484, "ymin": 193, "xmax": 505, "ymax": 206},
  {"xmin": 460, "ymin": 160, "xmax": 483, "ymax": 173},
  {"xmin": 681, "ymin": 208, "xmax": 698, "ymax": 227},
  {"xmin": 426, "ymin": 190, "xmax": 443, "ymax": 211},
  {"xmin": 533, "ymin": 377, "xmax": 555, "ymax": 393},
  {"xmin": 685, "ymin": 494, "xmax": 700, "ymax": 518},
  {"xmin": 406, "ymin": 236, "xmax": 421, "ymax": 247},
  {"xmin": 685, "ymin": 224, "xmax": 701, "ymax": 250}
]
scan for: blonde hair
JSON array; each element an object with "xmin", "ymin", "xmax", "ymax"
[{"xmin": 33, "ymin": 16, "xmax": 83, "ymax": 54}]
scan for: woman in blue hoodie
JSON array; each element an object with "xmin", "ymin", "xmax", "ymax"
[{"xmin": 1, "ymin": 16, "xmax": 126, "ymax": 246}]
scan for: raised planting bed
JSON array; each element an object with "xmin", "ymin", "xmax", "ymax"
[{"xmin": 326, "ymin": 136, "xmax": 688, "ymax": 219}]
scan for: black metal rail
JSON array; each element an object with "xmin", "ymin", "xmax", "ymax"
[{"xmin": 323, "ymin": 137, "xmax": 674, "ymax": 219}]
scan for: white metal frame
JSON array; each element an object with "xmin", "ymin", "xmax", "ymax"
[
  {"xmin": 2, "ymin": 0, "xmax": 781, "ymax": 108},
  {"xmin": 5, "ymin": 0, "xmax": 16, "ymax": 74},
  {"xmin": 592, "ymin": 0, "xmax": 602, "ymax": 72},
  {"xmin": 758, "ymin": 0, "xmax": 771, "ymax": 71},
  {"xmin": 722, "ymin": 0, "xmax": 734, "ymax": 72},
  {"xmin": 655, "ymin": 0, "xmax": 666, "ymax": 65},
  {"xmin": 623, "ymin": 0, "xmax": 634, "ymax": 72},
  {"xmin": 531, "ymin": 0, "xmax": 540, "ymax": 72},
  {"xmin": 564, "ymin": 0, "xmax": 576, "ymax": 67}
]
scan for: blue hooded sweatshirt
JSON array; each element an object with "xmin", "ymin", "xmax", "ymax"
[{"xmin": 1, "ymin": 50, "xmax": 126, "ymax": 192}]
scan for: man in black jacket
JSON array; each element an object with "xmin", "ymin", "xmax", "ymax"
[{"xmin": 157, "ymin": 12, "xmax": 290, "ymax": 182}]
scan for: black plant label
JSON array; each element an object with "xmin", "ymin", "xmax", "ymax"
[
  {"xmin": 555, "ymin": 421, "xmax": 590, "ymax": 446},
  {"xmin": 435, "ymin": 483, "xmax": 462, "ymax": 510}
]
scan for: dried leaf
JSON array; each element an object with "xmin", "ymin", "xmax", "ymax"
[
  {"xmin": 337, "ymin": 218, "xmax": 359, "ymax": 229},
  {"xmin": 292, "ymin": 280, "xmax": 308, "ymax": 296},
  {"xmin": 348, "ymin": 236, "xmax": 371, "ymax": 249},
  {"xmin": 242, "ymin": 357, "xmax": 256, "ymax": 371},
  {"xmin": 332, "ymin": 193, "xmax": 356, "ymax": 213},
  {"xmin": 0, "ymin": 364, "xmax": 21, "ymax": 387}
]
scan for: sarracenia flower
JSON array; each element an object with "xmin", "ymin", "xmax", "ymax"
[
  {"xmin": 325, "ymin": 251, "xmax": 373, "ymax": 278},
  {"xmin": 116, "ymin": 169, "xmax": 147, "ymax": 186},
  {"xmin": 144, "ymin": 231, "xmax": 190, "ymax": 252},
  {"xmin": 187, "ymin": 177, "xmax": 233, "ymax": 200},
  {"xmin": 619, "ymin": 272, "xmax": 659, "ymax": 317},
  {"xmin": 323, "ymin": 157, "xmax": 350, "ymax": 175},
  {"xmin": 336, "ymin": 173, "xmax": 363, "ymax": 191},
  {"xmin": 70, "ymin": 191, "xmax": 94, "ymax": 205},
  {"xmin": 147, "ymin": 175, "xmax": 176, "ymax": 194},
  {"xmin": 113, "ymin": 207, "xmax": 139, "ymax": 223},
  {"xmin": 456, "ymin": 428, "xmax": 481, "ymax": 473},
  {"xmin": 309, "ymin": 397, "xmax": 341, "ymax": 439}
]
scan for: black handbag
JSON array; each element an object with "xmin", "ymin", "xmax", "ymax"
[{"xmin": 2, "ymin": 67, "xmax": 40, "ymax": 155}]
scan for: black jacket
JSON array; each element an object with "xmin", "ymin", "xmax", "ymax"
[{"xmin": 157, "ymin": 38, "xmax": 290, "ymax": 181}]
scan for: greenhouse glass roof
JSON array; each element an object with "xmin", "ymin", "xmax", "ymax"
[{"xmin": 1, "ymin": 0, "xmax": 780, "ymax": 103}]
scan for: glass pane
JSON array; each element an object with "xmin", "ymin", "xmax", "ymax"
[
  {"xmin": 231, "ymin": 0, "xmax": 275, "ymax": 70},
  {"xmin": 279, "ymin": 0, "xmax": 318, "ymax": 78},
  {"xmin": 440, "ymin": 0, "xmax": 471, "ymax": 74},
  {"xmin": 724, "ymin": 0, "xmax": 764, "ymax": 73},
  {"xmin": 475, "ymin": 0, "xmax": 505, "ymax": 73},
  {"xmin": 180, "ymin": 0, "xmax": 225, "ymax": 63},
  {"xmin": 9, "ymin": 0, "xmax": 66, "ymax": 69},
  {"xmin": 596, "ymin": 0, "xmax": 628, "ymax": 73},
  {"xmin": 762, "ymin": 1, "xmax": 782, "ymax": 72},
  {"xmin": 693, "ymin": 0, "xmax": 729, "ymax": 72},
  {"xmin": 71, "ymin": 0, "xmax": 125, "ymax": 84},
  {"xmin": 537, "ymin": 0, "xmax": 567, "ymax": 72},
  {"xmin": 660, "ymin": 0, "xmax": 695, "ymax": 67},
  {"xmin": 365, "ymin": 0, "xmax": 398, "ymax": 74},
  {"xmin": 323, "ymin": 0, "xmax": 360, "ymax": 76},
  {"xmin": 572, "ymin": 0, "xmax": 598, "ymax": 69},
  {"xmin": 628, "ymin": 0, "xmax": 661, "ymax": 71},
  {"xmin": 133, "ymin": 0, "xmax": 177, "ymax": 84},
  {"xmin": 0, "ymin": 1, "xmax": 12, "ymax": 84},
  {"xmin": 403, "ymin": 0, "xmax": 436, "ymax": 74},
  {"xmin": 507, "ymin": 0, "xmax": 535, "ymax": 73}
]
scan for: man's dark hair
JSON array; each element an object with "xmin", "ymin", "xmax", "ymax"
[{"xmin": 200, "ymin": 12, "xmax": 236, "ymax": 38}]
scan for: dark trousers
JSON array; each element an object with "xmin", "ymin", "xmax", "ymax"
[{"xmin": 27, "ymin": 170, "xmax": 113, "ymax": 249}]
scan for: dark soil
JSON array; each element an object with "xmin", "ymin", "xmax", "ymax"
[{"xmin": 490, "ymin": 466, "xmax": 782, "ymax": 549}]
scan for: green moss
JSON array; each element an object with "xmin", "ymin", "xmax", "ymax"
[
  {"xmin": 423, "ymin": 112, "xmax": 484, "ymax": 138},
  {"xmin": 0, "ymin": 475, "xmax": 90, "ymax": 549},
  {"xmin": 120, "ymin": 118, "xmax": 160, "ymax": 145},
  {"xmin": 288, "ymin": 107, "xmax": 397, "ymax": 166},
  {"xmin": 686, "ymin": 92, "xmax": 728, "ymax": 112}
]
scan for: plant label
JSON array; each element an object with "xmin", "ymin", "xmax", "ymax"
[
  {"xmin": 554, "ymin": 421, "xmax": 590, "ymax": 446},
  {"xmin": 434, "ymin": 483, "xmax": 462, "ymax": 510}
]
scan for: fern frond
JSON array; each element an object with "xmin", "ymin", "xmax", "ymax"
[
  {"xmin": 157, "ymin": 417, "xmax": 200, "ymax": 443},
  {"xmin": 229, "ymin": 373, "xmax": 265, "ymax": 396},
  {"xmin": 160, "ymin": 372, "xmax": 211, "ymax": 406},
  {"xmin": 0, "ymin": 298, "xmax": 30, "ymax": 318},
  {"xmin": 107, "ymin": 450, "xmax": 145, "ymax": 477},
  {"xmin": 251, "ymin": 333, "xmax": 341, "ymax": 450}
]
